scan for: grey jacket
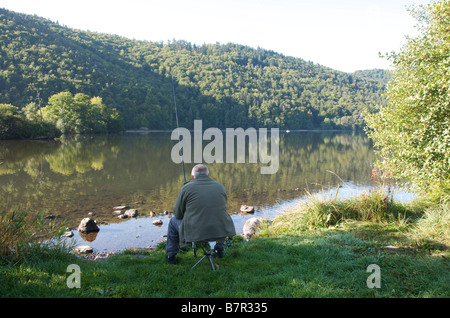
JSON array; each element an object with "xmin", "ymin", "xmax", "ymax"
[{"xmin": 174, "ymin": 175, "xmax": 236, "ymax": 244}]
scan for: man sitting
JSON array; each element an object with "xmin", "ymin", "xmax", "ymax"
[{"xmin": 165, "ymin": 164, "xmax": 236, "ymax": 265}]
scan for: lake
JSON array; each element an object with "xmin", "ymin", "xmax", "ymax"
[{"xmin": 0, "ymin": 131, "xmax": 413, "ymax": 252}]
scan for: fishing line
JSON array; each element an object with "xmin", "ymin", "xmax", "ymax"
[{"xmin": 171, "ymin": 68, "xmax": 187, "ymax": 183}]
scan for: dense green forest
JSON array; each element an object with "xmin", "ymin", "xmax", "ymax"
[{"xmin": 0, "ymin": 8, "xmax": 390, "ymax": 131}]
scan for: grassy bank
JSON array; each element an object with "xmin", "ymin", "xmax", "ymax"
[{"xmin": 0, "ymin": 191, "xmax": 448, "ymax": 298}]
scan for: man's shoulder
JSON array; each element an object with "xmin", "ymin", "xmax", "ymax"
[
  {"xmin": 207, "ymin": 178, "xmax": 226, "ymax": 193},
  {"xmin": 205, "ymin": 176, "xmax": 224, "ymax": 187},
  {"xmin": 186, "ymin": 177, "xmax": 225, "ymax": 189},
  {"xmin": 180, "ymin": 180, "xmax": 194, "ymax": 191},
  {"xmin": 213, "ymin": 179, "xmax": 225, "ymax": 188}
]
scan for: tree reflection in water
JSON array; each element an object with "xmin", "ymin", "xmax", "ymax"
[{"xmin": 0, "ymin": 131, "xmax": 376, "ymax": 250}]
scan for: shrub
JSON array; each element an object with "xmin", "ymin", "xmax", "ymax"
[{"xmin": 0, "ymin": 209, "xmax": 73, "ymax": 262}]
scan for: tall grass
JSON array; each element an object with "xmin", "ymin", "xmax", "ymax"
[
  {"xmin": 302, "ymin": 189, "xmax": 421, "ymax": 228},
  {"xmin": 297, "ymin": 168, "xmax": 424, "ymax": 228},
  {"xmin": 410, "ymin": 202, "xmax": 449, "ymax": 248},
  {"xmin": 265, "ymin": 189, "xmax": 422, "ymax": 239},
  {"xmin": 266, "ymin": 167, "xmax": 426, "ymax": 237},
  {"xmin": 0, "ymin": 208, "xmax": 73, "ymax": 262}
]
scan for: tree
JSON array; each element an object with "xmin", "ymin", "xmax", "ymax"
[
  {"xmin": 41, "ymin": 92, "xmax": 123, "ymax": 134},
  {"xmin": 23, "ymin": 102, "xmax": 39, "ymax": 121},
  {"xmin": 89, "ymin": 96, "xmax": 123, "ymax": 133},
  {"xmin": 0, "ymin": 103, "xmax": 60, "ymax": 139},
  {"xmin": 42, "ymin": 91, "xmax": 76, "ymax": 133},
  {"xmin": 0, "ymin": 104, "xmax": 20, "ymax": 117},
  {"xmin": 365, "ymin": 0, "xmax": 450, "ymax": 195}
]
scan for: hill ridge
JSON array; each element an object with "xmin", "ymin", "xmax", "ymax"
[{"xmin": 0, "ymin": 8, "xmax": 389, "ymax": 130}]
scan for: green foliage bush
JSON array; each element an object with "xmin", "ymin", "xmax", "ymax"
[
  {"xmin": 41, "ymin": 92, "xmax": 123, "ymax": 134},
  {"xmin": 0, "ymin": 90, "xmax": 123, "ymax": 139},
  {"xmin": 0, "ymin": 209, "xmax": 73, "ymax": 261},
  {"xmin": 0, "ymin": 103, "xmax": 61, "ymax": 139},
  {"xmin": 365, "ymin": 0, "xmax": 450, "ymax": 195}
]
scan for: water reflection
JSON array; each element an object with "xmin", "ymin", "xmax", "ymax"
[
  {"xmin": 78, "ymin": 231, "xmax": 99, "ymax": 242},
  {"xmin": 0, "ymin": 131, "xmax": 377, "ymax": 251}
]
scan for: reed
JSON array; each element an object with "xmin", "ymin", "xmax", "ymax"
[
  {"xmin": 0, "ymin": 208, "xmax": 73, "ymax": 261},
  {"xmin": 278, "ymin": 189, "xmax": 419, "ymax": 231}
]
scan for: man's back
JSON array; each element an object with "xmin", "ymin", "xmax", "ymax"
[{"xmin": 174, "ymin": 174, "xmax": 236, "ymax": 244}]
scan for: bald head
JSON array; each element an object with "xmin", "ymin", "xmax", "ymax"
[{"xmin": 191, "ymin": 164, "xmax": 209, "ymax": 179}]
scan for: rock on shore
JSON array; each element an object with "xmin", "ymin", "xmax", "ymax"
[
  {"xmin": 73, "ymin": 245, "xmax": 93, "ymax": 254},
  {"xmin": 124, "ymin": 209, "xmax": 139, "ymax": 217},
  {"xmin": 240, "ymin": 205, "xmax": 255, "ymax": 213},
  {"xmin": 78, "ymin": 218, "xmax": 100, "ymax": 233},
  {"xmin": 152, "ymin": 219, "xmax": 163, "ymax": 226}
]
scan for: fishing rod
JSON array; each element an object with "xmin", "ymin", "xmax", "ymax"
[{"xmin": 170, "ymin": 68, "xmax": 187, "ymax": 184}]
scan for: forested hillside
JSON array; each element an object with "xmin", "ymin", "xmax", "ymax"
[{"xmin": 0, "ymin": 8, "xmax": 390, "ymax": 130}]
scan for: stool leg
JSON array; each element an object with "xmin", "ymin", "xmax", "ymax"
[
  {"xmin": 207, "ymin": 255, "xmax": 216, "ymax": 271},
  {"xmin": 192, "ymin": 242, "xmax": 197, "ymax": 257},
  {"xmin": 192, "ymin": 255, "xmax": 207, "ymax": 269},
  {"xmin": 191, "ymin": 244, "xmax": 217, "ymax": 271}
]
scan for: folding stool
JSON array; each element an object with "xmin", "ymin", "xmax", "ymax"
[{"xmin": 191, "ymin": 241, "xmax": 217, "ymax": 271}]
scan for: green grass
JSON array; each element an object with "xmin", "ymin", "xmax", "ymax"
[{"xmin": 1, "ymin": 191, "xmax": 449, "ymax": 298}]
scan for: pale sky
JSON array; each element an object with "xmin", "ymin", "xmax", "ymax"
[{"xmin": 1, "ymin": 0, "xmax": 432, "ymax": 72}]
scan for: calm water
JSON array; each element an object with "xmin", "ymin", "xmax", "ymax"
[{"xmin": 0, "ymin": 131, "xmax": 412, "ymax": 252}]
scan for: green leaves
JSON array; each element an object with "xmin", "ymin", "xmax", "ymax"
[
  {"xmin": 41, "ymin": 92, "xmax": 123, "ymax": 134},
  {"xmin": 365, "ymin": 0, "xmax": 450, "ymax": 195},
  {"xmin": 0, "ymin": 8, "xmax": 389, "ymax": 131}
]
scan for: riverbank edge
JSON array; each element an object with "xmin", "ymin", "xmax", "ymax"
[
  {"xmin": 1, "ymin": 127, "xmax": 359, "ymax": 140},
  {"xmin": 1, "ymin": 190, "xmax": 448, "ymax": 297},
  {"xmin": 76, "ymin": 189, "xmax": 449, "ymax": 261}
]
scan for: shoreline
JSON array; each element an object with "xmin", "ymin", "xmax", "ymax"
[
  {"xmin": 65, "ymin": 184, "xmax": 416, "ymax": 256},
  {"xmin": 2, "ymin": 189, "xmax": 448, "ymax": 298}
]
